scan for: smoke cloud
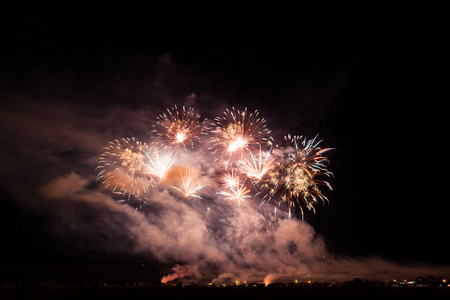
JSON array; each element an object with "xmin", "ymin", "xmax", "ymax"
[{"xmin": 36, "ymin": 171, "xmax": 450, "ymax": 284}]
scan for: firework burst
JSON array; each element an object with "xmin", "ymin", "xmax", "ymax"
[
  {"xmin": 144, "ymin": 143, "xmax": 177, "ymax": 181},
  {"xmin": 171, "ymin": 166, "xmax": 205, "ymax": 199},
  {"xmin": 217, "ymin": 169, "xmax": 245, "ymax": 190},
  {"xmin": 262, "ymin": 135, "xmax": 333, "ymax": 219},
  {"xmin": 216, "ymin": 168, "xmax": 251, "ymax": 205},
  {"xmin": 209, "ymin": 107, "xmax": 271, "ymax": 161},
  {"xmin": 152, "ymin": 105, "xmax": 206, "ymax": 149},
  {"xmin": 217, "ymin": 182, "xmax": 251, "ymax": 205},
  {"xmin": 96, "ymin": 137, "xmax": 153, "ymax": 201},
  {"xmin": 240, "ymin": 146, "xmax": 275, "ymax": 184}
]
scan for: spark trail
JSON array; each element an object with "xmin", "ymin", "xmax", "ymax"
[
  {"xmin": 170, "ymin": 166, "xmax": 205, "ymax": 199},
  {"xmin": 144, "ymin": 144, "xmax": 177, "ymax": 180}
]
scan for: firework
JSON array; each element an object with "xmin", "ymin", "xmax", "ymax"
[
  {"xmin": 97, "ymin": 106, "xmax": 332, "ymax": 219},
  {"xmin": 171, "ymin": 166, "xmax": 205, "ymax": 199},
  {"xmin": 152, "ymin": 105, "xmax": 206, "ymax": 149},
  {"xmin": 262, "ymin": 135, "xmax": 333, "ymax": 219},
  {"xmin": 216, "ymin": 168, "xmax": 251, "ymax": 205},
  {"xmin": 209, "ymin": 107, "xmax": 271, "ymax": 160},
  {"xmin": 144, "ymin": 143, "xmax": 177, "ymax": 180},
  {"xmin": 96, "ymin": 137, "xmax": 153, "ymax": 201},
  {"xmin": 240, "ymin": 146, "xmax": 275, "ymax": 184},
  {"xmin": 217, "ymin": 169, "xmax": 245, "ymax": 190},
  {"xmin": 217, "ymin": 182, "xmax": 251, "ymax": 205}
]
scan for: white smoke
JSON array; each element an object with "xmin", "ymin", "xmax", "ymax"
[{"xmin": 37, "ymin": 168, "xmax": 450, "ymax": 284}]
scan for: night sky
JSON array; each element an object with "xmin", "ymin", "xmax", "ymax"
[{"xmin": 0, "ymin": 4, "xmax": 448, "ymax": 284}]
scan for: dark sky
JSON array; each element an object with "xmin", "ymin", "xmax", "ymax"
[{"xmin": 0, "ymin": 4, "xmax": 448, "ymax": 284}]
